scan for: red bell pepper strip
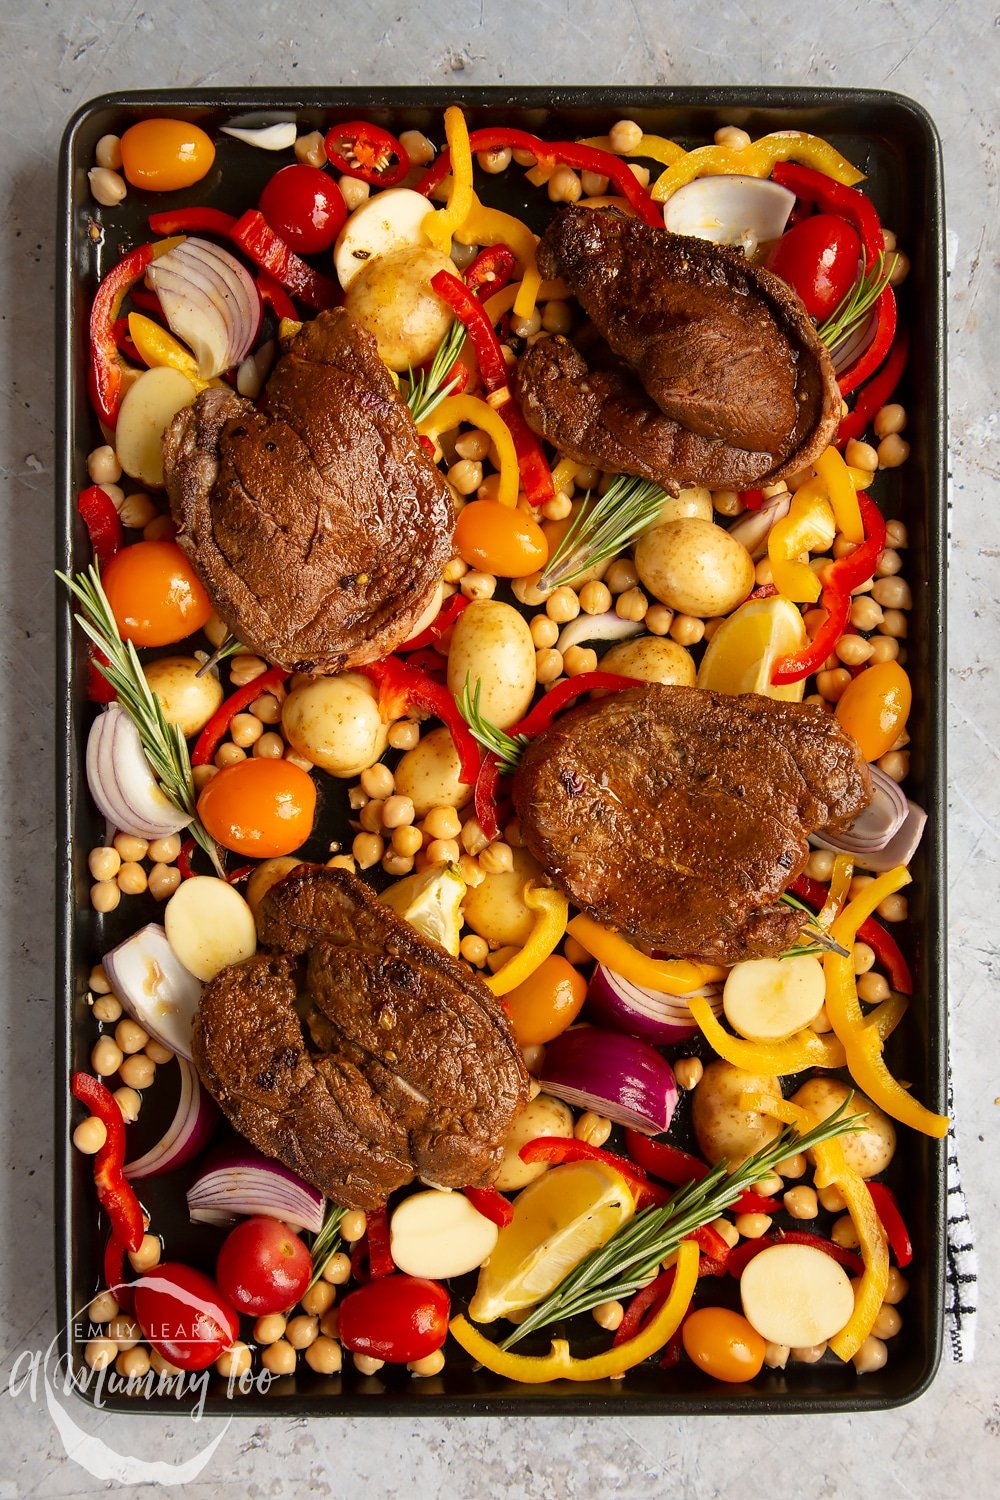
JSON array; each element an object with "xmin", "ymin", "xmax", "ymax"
[
  {"xmin": 256, "ymin": 269, "xmax": 299, "ymax": 323},
  {"xmin": 771, "ymin": 163, "xmax": 884, "ymax": 265},
  {"xmin": 740, "ymin": 488, "xmax": 766, "ymax": 511},
  {"xmin": 355, "ymin": 658, "xmax": 481, "ymax": 785},
  {"xmin": 365, "ymin": 1208, "xmax": 395, "ymax": 1279},
  {"xmin": 229, "ymin": 210, "xmax": 339, "ymax": 312},
  {"xmin": 836, "ymin": 286, "xmax": 897, "ymax": 397},
  {"xmin": 87, "ymin": 649, "xmax": 117, "ymax": 704},
  {"xmin": 748, "ymin": 582, "xmax": 779, "ymax": 600},
  {"xmin": 177, "ymin": 837, "xmax": 197, "ymax": 882},
  {"xmin": 324, "ymin": 121, "xmax": 410, "ymax": 187},
  {"xmin": 148, "ymin": 207, "xmax": 237, "ymax": 237},
  {"xmin": 226, "ymin": 863, "xmax": 256, "ymax": 886},
  {"xmin": 88, "ymin": 238, "xmax": 181, "ymax": 427},
  {"xmin": 111, "ymin": 317, "xmax": 142, "ymax": 364},
  {"xmin": 463, "ymin": 243, "xmax": 518, "ymax": 301},
  {"xmin": 612, "ymin": 1266, "xmax": 676, "ymax": 1346},
  {"xmin": 687, "ymin": 1222, "xmax": 731, "ymax": 1266},
  {"xmin": 191, "ymin": 664, "xmax": 289, "ymax": 767},
  {"xmin": 837, "ymin": 331, "xmax": 909, "ymax": 447},
  {"xmin": 103, "ymin": 1233, "xmax": 135, "ymax": 1315},
  {"xmin": 726, "ymin": 1228, "xmax": 864, "ymax": 1280},
  {"xmin": 731, "ymin": 1190, "xmax": 782, "ymax": 1216},
  {"xmin": 866, "ymin": 1181, "xmax": 913, "ymax": 1267},
  {"xmin": 624, "ymin": 1130, "xmax": 709, "ymax": 1186},
  {"xmin": 499, "ymin": 398, "xmax": 556, "ymax": 508},
  {"xmin": 398, "ymin": 594, "xmax": 469, "ymax": 655},
  {"xmin": 659, "ymin": 1329, "xmax": 684, "ymax": 1368},
  {"xmin": 514, "ymin": 672, "xmax": 643, "ymax": 738},
  {"xmin": 463, "ymin": 1184, "xmax": 514, "ymax": 1228},
  {"xmin": 76, "ymin": 485, "xmax": 123, "ymax": 565},
  {"xmin": 349, "ymin": 1237, "xmax": 371, "ymax": 1284},
  {"xmin": 474, "ymin": 751, "xmax": 502, "ymax": 842},
  {"xmin": 70, "ymin": 1073, "xmax": 144, "ymax": 1254},
  {"xmin": 518, "ymin": 1136, "xmax": 668, "ymax": 1209},
  {"xmin": 415, "ymin": 127, "xmax": 662, "ymax": 228},
  {"xmin": 787, "ymin": 873, "xmax": 912, "ymax": 994}
]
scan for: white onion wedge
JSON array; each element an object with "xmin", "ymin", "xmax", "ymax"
[
  {"xmin": 740, "ymin": 1243, "xmax": 856, "ymax": 1347},
  {"xmin": 664, "ymin": 175, "xmax": 795, "ymax": 252},
  {"xmin": 103, "ymin": 922, "xmax": 202, "ymax": 1060},
  {"xmin": 148, "ymin": 237, "xmax": 261, "ymax": 378},
  {"xmin": 86, "ymin": 706, "xmax": 192, "ymax": 839},
  {"xmin": 390, "ymin": 1190, "xmax": 498, "ymax": 1279},
  {"xmin": 221, "ymin": 121, "xmax": 297, "ymax": 150},
  {"xmin": 726, "ymin": 491, "xmax": 792, "ymax": 559},
  {"xmin": 556, "ymin": 611, "xmax": 645, "ymax": 656},
  {"xmin": 164, "ymin": 876, "xmax": 257, "ymax": 981},
  {"xmin": 723, "ymin": 956, "xmax": 826, "ymax": 1043}
]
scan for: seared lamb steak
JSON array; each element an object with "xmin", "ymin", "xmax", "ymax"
[
  {"xmin": 512, "ymin": 684, "xmax": 872, "ymax": 963},
  {"xmin": 191, "ymin": 866, "xmax": 529, "ymax": 1209},
  {"xmin": 162, "ymin": 309, "xmax": 453, "ymax": 673},
  {"xmin": 519, "ymin": 207, "xmax": 839, "ymax": 491}
]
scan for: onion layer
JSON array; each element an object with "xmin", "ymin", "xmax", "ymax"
[
  {"xmin": 539, "ymin": 1025, "xmax": 678, "ymax": 1135},
  {"xmin": 726, "ymin": 491, "xmax": 792, "ymax": 560},
  {"xmin": 187, "ymin": 1144, "xmax": 325, "ymax": 1235},
  {"xmin": 556, "ymin": 612, "xmax": 644, "ymax": 656},
  {"xmin": 124, "ymin": 1057, "xmax": 218, "ymax": 1180},
  {"xmin": 587, "ymin": 963, "xmax": 722, "ymax": 1044},
  {"xmin": 103, "ymin": 923, "xmax": 202, "ymax": 1061},
  {"xmin": 812, "ymin": 766, "xmax": 909, "ymax": 861},
  {"xmin": 149, "ymin": 236, "xmax": 260, "ymax": 379},
  {"xmin": 86, "ymin": 706, "xmax": 192, "ymax": 840},
  {"xmin": 663, "ymin": 175, "xmax": 795, "ymax": 252}
]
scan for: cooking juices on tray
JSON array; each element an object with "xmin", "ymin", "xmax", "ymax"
[{"xmin": 67, "ymin": 104, "xmax": 942, "ymax": 1392}]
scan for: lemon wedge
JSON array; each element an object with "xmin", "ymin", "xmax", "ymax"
[
  {"xmin": 697, "ymin": 594, "xmax": 807, "ymax": 702},
  {"xmin": 468, "ymin": 1160, "xmax": 635, "ymax": 1324},
  {"xmin": 379, "ymin": 861, "xmax": 466, "ymax": 955}
]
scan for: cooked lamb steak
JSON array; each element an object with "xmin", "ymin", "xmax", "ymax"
[
  {"xmin": 512, "ymin": 685, "xmax": 872, "ymax": 963},
  {"xmin": 162, "ymin": 309, "xmax": 453, "ymax": 673},
  {"xmin": 191, "ymin": 866, "xmax": 529, "ymax": 1210},
  {"xmin": 519, "ymin": 207, "xmax": 840, "ymax": 491}
]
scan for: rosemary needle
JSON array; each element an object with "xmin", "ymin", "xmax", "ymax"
[
  {"xmin": 818, "ymin": 253, "xmax": 897, "ymax": 355},
  {"xmin": 406, "ymin": 320, "xmax": 467, "ymax": 426},
  {"xmin": 539, "ymin": 473, "xmax": 668, "ymax": 591},
  {"xmin": 458, "ymin": 676, "xmax": 525, "ymax": 772},
  {"xmin": 307, "ymin": 1203, "xmax": 346, "ymax": 1291}
]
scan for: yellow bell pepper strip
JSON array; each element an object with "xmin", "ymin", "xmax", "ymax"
[
  {"xmin": 485, "ymin": 886, "xmax": 568, "ymax": 997},
  {"xmin": 566, "ymin": 914, "xmax": 726, "ymax": 994},
  {"xmin": 814, "ymin": 445, "xmax": 863, "ymax": 544},
  {"xmin": 847, "ymin": 465, "xmax": 875, "ymax": 491},
  {"xmin": 817, "ymin": 853, "xmax": 854, "ymax": 929},
  {"xmin": 551, "ymin": 458, "xmax": 580, "ymax": 495},
  {"xmin": 418, "ymin": 394, "xmax": 520, "ymax": 508},
  {"xmin": 422, "ymin": 105, "xmax": 475, "ymax": 253},
  {"xmin": 580, "ymin": 133, "xmax": 688, "ymax": 170},
  {"xmin": 127, "ymin": 313, "xmax": 224, "ymax": 392},
  {"xmin": 455, "ymin": 191, "xmax": 542, "ymax": 320},
  {"xmin": 824, "ymin": 867, "xmax": 950, "ymax": 1138},
  {"xmin": 482, "ymin": 278, "xmax": 569, "ymax": 329},
  {"xmin": 650, "ymin": 131, "xmax": 864, "ymax": 204},
  {"xmin": 449, "ymin": 1238, "xmax": 699, "ymax": 1382},
  {"xmin": 768, "ymin": 478, "xmax": 837, "ymax": 603},
  {"xmin": 688, "ymin": 994, "xmax": 846, "ymax": 1072},
  {"xmin": 866, "ymin": 992, "xmax": 908, "ymax": 1042},
  {"xmin": 742, "ymin": 1093, "xmax": 887, "ymax": 1362}
]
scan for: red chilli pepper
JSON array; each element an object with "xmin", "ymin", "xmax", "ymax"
[
  {"xmin": 613, "ymin": 1266, "xmax": 676, "ymax": 1347},
  {"xmin": 177, "ymin": 837, "xmax": 197, "ymax": 881},
  {"xmin": 837, "ymin": 331, "xmax": 909, "ymax": 447},
  {"xmin": 787, "ymin": 876, "xmax": 912, "ymax": 997},
  {"xmin": 474, "ymin": 752, "xmax": 502, "ymax": 842},
  {"xmin": 731, "ymin": 1190, "xmax": 782, "ymax": 1216},
  {"xmin": 256, "ymin": 269, "xmax": 299, "ymax": 323},
  {"xmin": 463, "ymin": 1184, "xmax": 514, "ymax": 1228},
  {"xmin": 324, "ymin": 121, "xmax": 410, "ymax": 187},
  {"xmin": 365, "ymin": 1208, "xmax": 395, "ymax": 1279},
  {"xmin": 624, "ymin": 1130, "xmax": 710, "ymax": 1187},
  {"xmin": 191, "ymin": 665, "xmax": 289, "ymax": 767},
  {"xmin": 87, "ymin": 649, "xmax": 117, "ymax": 704},
  {"xmin": 103, "ymin": 1234, "xmax": 135, "ymax": 1315},
  {"xmin": 514, "ymin": 672, "xmax": 643, "ymax": 738},
  {"xmin": 88, "ymin": 239, "xmax": 181, "ymax": 428},
  {"xmin": 70, "ymin": 1073, "xmax": 144, "ymax": 1254},
  {"xmin": 771, "ymin": 163, "xmax": 884, "ymax": 265},
  {"xmin": 354, "ymin": 658, "xmax": 481, "ymax": 785},
  {"xmin": 740, "ymin": 488, "xmax": 766, "ymax": 511},
  {"xmin": 463, "ymin": 243, "xmax": 518, "ymax": 301},
  {"xmin": 687, "ymin": 1223, "xmax": 731, "ymax": 1267},
  {"xmin": 229, "ymin": 210, "xmax": 339, "ymax": 312},
  {"xmin": 398, "ymin": 594, "xmax": 469, "ymax": 655},
  {"xmin": 727, "ymin": 1229, "xmax": 864, "ymax": 1280},
  {"xmin": 76, "ymin": 485, "xmax": 123, "ymax": 565},
  {"xmin": 866, "ymin": 1181, "xmax": 913, "ymax": 1267},
  {"xmin": 148, "ymin": 207, "xmax": 237, "ymax": 237},
  {"xmin": 518, "ymin": 1136, "xmax": 668, "ymax": 1209}
]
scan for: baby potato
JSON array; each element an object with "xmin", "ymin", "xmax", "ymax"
[
  {"xmin": 246, "ymin": 856, "xmax": 305, "ymax": 918},
  {"xmin": 462, "ymin": 846, "xmax": 545, "ymax": 948},
  {"xmin": 635, "ymin": 517, "xmax": 754, "ymax": 618},
  {"xmin": 143, "ymin": 655, "xmax": 224, "ymax": 737},
  {"xmin": 790, "ymin": 1078, "xmax": 896, "ymax": 1179},
  {"xmin": 344, "ymin": 245, "xmax": 457, "ymax": 370},
  {"xmin": 692, "ymin": 1060, "xmax": 783, "ymax": 1168},
  {"xmin": 600, "ymin": 635, "xmax": 696, "ymax": 687},
  {"xmin": 495, "ymin": 1093, "xmax": 574, "ymax": 1191},
  {"xmin": 281, "ymin": 673, "xmax": 388, "ymax": 778},
  {"xmin": 393, "ymin": 725, "xmax": 474, "ymax": 818},
  {"xmin": 640, "ymin": 485, "xmax": 714, "ymax": 534},
  {"xmin": 115, "ymin": 367, "xmax": 198, "ymax": 489},
  {"xmin": 447, "ymin": 599, "xmax": 535, "ymax": 730}
]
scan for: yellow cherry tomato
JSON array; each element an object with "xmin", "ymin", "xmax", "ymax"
[
  {"xmin": 503, "ymin": 954, "xmax": 587, "ymax": 1047},
  {"xmin": 681, "ymin": 1306, "xmax": 766, "ymax": 1383},
  {"xmin": 102, "ymin": 540, "xmax": 213, "ymax": 647},
  {"xmin": 454, "ymin": 500, "xmax": 548, "ymax": 578},
  {"xmin": 120, "ymin": 119, "xmax": 216, "ymax": 192},
  {"xmin": 835, "ymin": 660, "xmax": 912, "ymax": 761},
  {"xmin": 197, "ymin": 759, "xmax": 316, "ymax": 858}
]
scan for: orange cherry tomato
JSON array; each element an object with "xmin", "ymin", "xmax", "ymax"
[
  {"xmin": 681, "ymin": 1307, "xmax": 766, "ymax": 1384},
  {"xmin": 197, "ymin": 758, "xmax": 316, "ymax": 858},
  {"xmin": 102, "ymin": 540, "xmax": 213, "ymax": 647},
  {"xmin": 454, "ymin": 500, "xmax": 548, "ymax": 579},
  {"xmin": 835, "ymin": 660, "xmax": 912, "ymax": 761},
  {"xmin": 120, "ymin": 119, "xmax": 216, "ymax": 192},
  {"xmin": 503, "ymin": 954, "xmax": 587, "ymax": 1047}
]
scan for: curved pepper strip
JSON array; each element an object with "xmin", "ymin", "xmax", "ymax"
[
  {"xmin": 567, "ymin": 915, "xmax": 725, "ymax": 995},
  {"xmin": 818, "ymin": 852, "xmax": 854, "ymax": 929},
  {"xmin": 481, "ymin": 279, "xmax": 571, "ymax": 328},
  {"xmin": 127, "ymin": 313, "xmax": 223, "ymax": 392},
  {"xmin": 771, "ymin": 162, "xmax": 882, "ymax": 263},
  {"xmin": 823, "ymin": 867, "xmax": 950, "ymax": 1138},
  {"xmin": 463, "ymin": 1185, "xmax": 514, "ymax": 1228},
  {"xmin": 449, "ymin": 1238, "xmax": 699, "ymax": 1383},
  {"xmin": 788, "ymin": 870, "xmax": 911, "ymax": 994},
  {"xmin": 866, "ymin": 1181, "xmax": 913, "ymax": 1267},
  {"xmin": 71, "ymin": 1073, "xmax": 145, "ymax": 1254},
  {"xmin": 191, "ymin": 664, "xmax": 289, "ymax": 766},
  {"xmin": 464, "ymin": 244, "xmax": 518, "ymax": 301},
  {"xmin": 837, "ymin": 332, "xmax": 909, "ymax": 448},
  {"xmin": 89, "ymin": 236, "xmax": 184, "ymax": 427},
  {"xmin": 814, "ymin": 445, "xmax": 864, "ymax": 544},
  {"xmin": 424, "ymin": 106, "xmax": 475, "ymax": 253},
  {"xmin": 650, "ymin": 131, "xmax": 864, "ymax": 205},
  {"xmin": 725, "ymin": 1226, "xmax": 864, "ymax": 1280},
  {"xmin": 837, "ymin": 286, "xmax": 898, "ymax": 398},
  {"xmin": 687, "ymin": 993, "xmax": 847, "ymax": 1073},
  {"xmin": 742, "ymin": 1092, "xmax": 888, "ymax": 1362},
  {"xmin": 580, "ymin": 133, "xmax": 687, "ymax": 169},
  {"xmin": 355, "ymin": 657, "xmax": 481, "ymax": 786},
  {"xmin": 419, "ymin": 394, "xmax": 520, "ymax": 508},
  {"xmin": 768, "ymin": 477, "xmax": 836, "ymax": 603},
  {"xmin": 484, "ymin": 886, "xmax": 568, "ymax": 997},
  {"xmin": 518, "ymin": 1135, "xmax": 665, "ymax": 1209},
  {"xmin": 77, "ymin": 486, "xmax": 123, "ymax": 565}
]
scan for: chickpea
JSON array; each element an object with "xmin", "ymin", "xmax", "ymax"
[
  {"xmin": 352, "ymin": 832, "xmax": 384, "ymax": 870},
  {"xmin": 91, "ymin": 880, "xmax": 121, "ymax": 914},
  {"xmin": 88, "ymin": 846, "xmax": 121, "ymax": 882},
  {"xmin": 877, "ymin": 892, "xmax": 908, "ymax": 923},
  {"xmin": 85, "ymin": 1337, "xmax": 119, "ymax": 1370},
  {"xmin": 305, "ymin": 1336, "xmax": 342, "ymax": 1374},
  {"xmin": 461, "ymin": 570, "xmax": 497, "ymax": 602},
  {"xmin": 338, "ymin": 175, "xmax": 369, "ymax": 211},
  {"xmin": 448, "ymin": 458, "xmax": 483, "ymax": 496},
  {"xmin": 510, "ymin": 309, "xmax": 542, "ymax": 338},
  {"xmin": 479, "ymin": 841, "xmax": 514, "ymax": 875},
  {"xmin": 874, "ymin": 404, "xmax": 907, "ymax": 440},
  {"xmin": 872, "ymin": 1303, "xmax": 902, "ymax": 1340},
  {"xmin": 832, "ymin": 1215, "xmax": 861, "ymax": 1250},
  {"xmin": 253, "ymin": 732, "xmax": 285, "ymax": 760},
  {"xmin": 89, "ymin": 167, "xmax": 127, "ymax": 206},
  {"xmin": 95, "ymin": 134, "xmax": 123, "ymax": 170},
  {"xmin": 113, "ymin": 833, "xmax": 148, "ymax": 863},
  {"xmin": 251, "ymin": 692, "xmax": 283, "ymax": 725},
  {"xmin": 321, "ymin": 1251, "xmax": 353, "ymax": 1286},
  {"xmin": 146, "ymin": 833, "xmax": 181, "ymax": 864},
  {"xmin": 754, "ymin": 558, "xmax": 774, "ymax": 587},
  {"xmin": 816, "ymin": 667, "xmax": 851, "ymax": 703},
  {"xmin": 478, "ymin": 145, "xmax": 512, "ymax": 174},
  {"xmin": 853, "ymin": 1335, "xmax": 888, "ymax": 1374},
  {"xmin": 408, "ymin": 1348, "xmax": 445, "ymax": 1377},
  {"xmin": 148, "ymin": 864, "xmax": 181, "ymax": 902},
  {"xmin": 605, "ymin": 558, "xmax": 638, "ymax": 594},
  {"xmin": 754, "ymin": 1174, "xmax": 783, "ymax": 1197},
  {"xmin": 714, "ymin": 124, "xmax": 752, "ymax": 149},
  {"xmin": 91, "ymin": 1036, "xmax": 124, "ymax": 1077},
  {"xmin": 120, "ymin": 1054, "xmax": 156, "ymax": 1090},
  {"xmin": 192, "ymin": 764, "xmax": 217, "ymax": 792},
  {"xmin": 872, "ymin": 577, "xmax": 912, "ymax": 611},
  {"xmin": 836, "ymin": 634, "xmax": 874, "ymax": 668},
  {"xmin": 783, "ymin": 1186, "xmax": 819, "ymax": 1220},
  {"xmin": 548, "ymin": 166, "xmax": 582, "ymax": 203},
  {"xmin": 143, "ymin": 514, "xmax": 177, "ymax": 543},
  {"xmin": 850, "ymin": 595, "xmax": 884, "ymax": 632},
  {"xmin": 285, "ymin": 1315, "xmax": 319, "ymax": 1351},
  {"xmin": 578, "ymin": 580, "xmax": 613, "ymax": 616},
  {"xmin": 73, "ymin": 1117, "xmax": 108, "ymax": 1154},
  {"xmin": 521, "ymin": 1043, "xmax": 545, "ymax": 1075},
  {"xmin": 294, "ymin": 130, "xmax": 326, "ymax": 167},
  {"xmin": 674, "ymin": 1057, "xmax": 703, "ymax": 1091},
  {"xmin": 354, "ymin": 1353, "xmax": 385, "ymax": 1377},
  {"xmin": 425, "ymin": 837, "xmax": 460, "ymax": 864},
  {"xmin": 592, "ymin": 1300, "xmax": 624, "ymax": 1332},
  {"xmin": 423, "ymin": 806, "xmax": 462, "ymax": 841},
  {"xmin": 616, "ymin": 587, "xmax": 648, "ymax": 623},
  {"xmin": 805, "ymin": 849, "xmax": 835, "ymax": 881},
  {"xmin": 884, "ymin": 1267, "xmax": 909, "ymax": 1304},
  {"xmin": 261, "ymin": 1339, "xmax": 297, "ymax": 1375},
  {"xmin": 92, "ymin": 994, "xmax": 122, "ymax": 1024},
  {"xmin": 541, "ymin": 300, "xmax": 573, "ymax": 336},
  {"xmin": 712, "ymin": 1218, "xmax": 740, "ymax": 1250},
  {"xmin": 575, "ymin": 1112, "xmax": 612, "ymax": 1147},
  {"xmin": 128, "ymin": 1234, "xmax": 161, "ymax": 1272},
  {"xmin": 764, "ymin": 1343, "xmax": 790, "ymax": 1370},
  {"xmin": 114, "ymin": 1087, "xmax": 142, "ymax": 1123},
  {"xmin": 230, "ymin": 655, "xmax": 268, "ymax": 687},
  {"xmin": 114, "ymin": 1019, "xmax": 149, "ymax": 1055},
  {"xmin": 145, "ymin": 1039, "xmax": 173, "ymax": 1065},
  {"xmin": 886, "ymin": 519, "xmax": 908, "ymax": 548},
  {"xmin": 530, "ymin": 614, "xmax": 559, "ymax": 648},
  {"xmin": 877, "ymin": 434, "xmax": 910, "ymax": 469},
  {"xmin": 89, "ymin": 964, "xmax": 111, "ymax": 995},
  {"xmin": 845, "ymin": 439, "xmax": 879, "ymax": 472},
  {"xmin": 609, "ymin": 119, "xmax": 643, "ymax": 153},
  {"xmin": 563, "ymin": 644, "xmax": 598, "ymax": 677},
  {"xmin": 712, "ymin": 488, "xmax": 743, "ymax": 517},
  {"xmin": 644, "ymin": 604, "xmax": 674, "ymax": 636},
  {"xmin": 878, "ymin": 750, "xmax": 909, "ymax": 783},
  {"xmin": 535, "ymin": 647, "xmax": 564, "ymax": 684},
  {"xmin": 791, "ymin": 1342, "xmax": 827, "ymax": 1364},
  {"xmin": 512, "ymin": 571, "xmax": 553, "ymax": 607},
  {"xmin": 868, "ymin": 634, "xmax": 900, "ymax": 664},
  {"xmin": 382, "ymin": 794, "xmax": 415, "ymax": 830},
  {"xmin": 382, "ymin": 849, "xmax": 414, "ymax": 877},
  {"xmin": 340, "ymin": 1210, "xmax": 367, "ymax": 1243},
  {"xmin": 669, "ymin": 613, "xmax": 704, "ymax": 647},
  {"xmin": 563, "ymin": 935, "xmax": 590, "ymax": 967},
  {"xmin": 734, "ymin": 1213, "xmax": 772, "ymax": 1240},
  {"xmin": 391, "ymin": 824, "xmax": 423, "ymax": 858},
  {"xmin": 116, "ymin": 862, "xmax": 147, "ymax": 896},
  {"xmin": 107, "ymin": 1314, "xmax": 140, "ymax": 1350},
  {"xmin": 857, "ymin": 972, "xmax": 890, "ymax": 1004},
  {"xmin": 546, "ymin": 586, "xmax": 580, "ymax": 623},
  {"xmin": 320, "ymin": 1308, "xmax": 340, "ymax": 1339},
  {"xmin": 360, "ymin": 763, "xmax": 394, "ymax": 801},
  {"xmin": 777, "ymin": 1152, "xmax": 807, "ymax": 1179},
  {"xmin": 460, "ymin": 933, "xmax": 489, "ymax": 966}
]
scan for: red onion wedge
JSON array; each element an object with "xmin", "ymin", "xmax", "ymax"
[
  {"xmin": 587, "ymin": 963, "xmax": 723, "ymax": 1044},
  {"xmin": 815, "ymin": 795, "xmax": 927, "ymax": 874},
  {"xmin": 187, "ymin": 1144, "xmax": 325, "ymax": 1235},
  {"xmin": 663, "ymin": 175, "xmax": 795, "ymax": 254},
  {"xmin": 812, "ymin": 766, "xmax": 912, "ymax": 864},
  {"xmin": 831, "ymin": 305, "xmax": 877, "ymax": 376},
  {"xmin": 86, "ymin": 705, "xmax": 192, "ymax": 840},
  {"xmin": 539, "ymin": 1025, "xmax": 678, "ymax": 1136},
  {"xmin": 727, "ymin": 491, "xmax": 792, "ymax": 560},
  {"xmin": 124, "ymin": 1057, "xmax": 218, "ymax": 1180},
  {"xmin": 148, "ymin": 236, "xmax": 261, "ymax": 379},
  {"xmin": 103, "ymin": 923, "xmax": 202, "ymax": 1061}
]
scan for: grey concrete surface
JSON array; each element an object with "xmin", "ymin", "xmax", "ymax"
[{"xmin": 0, "ymin": 0, "xmax": 996, "ymax": 1494}]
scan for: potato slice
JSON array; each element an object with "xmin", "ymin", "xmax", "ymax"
[
  {"xmin": 723, "ymin": 955, "xmax": 826, "ymax": 1042},
  {"xmin": 740, "ymin": 1243, "xmax": 856, "ymax": 1348},
  {"xmin": 334, "ymin": 187, "xmax": 435, "ymax": 290},
  {"xmin": 164, "ymin": 876, "xmax": 257, "ymax": 980},
  {"xmin": 115, "ymin": 366, "xmax": 198, "ymax": 488},
  {"xmin": 389, "ymin": 1189, "xmax": 499, "ymax": 1279}
]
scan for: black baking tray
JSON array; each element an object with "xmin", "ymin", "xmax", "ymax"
[{"xmin": 56, "ymin": 87, "xmax": 947, "ymax": 1415}]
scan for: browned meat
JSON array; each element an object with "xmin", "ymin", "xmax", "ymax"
[
  {"xmin": 512, "ymin": 685, "xmax": 872, "ymax": 963},
  {"xmin": 191, "ymin": 866, "xmax": 529, "ymax": 1209},
  {"xmin": 523, "ymin": 207, "xmax": 840, "ymax": 490},
  {"xmin": 163, "ymin": 309, "xmax": 453, "ymax": 673}
]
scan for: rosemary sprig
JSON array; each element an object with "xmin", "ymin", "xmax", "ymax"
[
  {"xmin": 498, "ymin": 1097, "xmax": 863, "ymax": 1350},
  {"xmin": 197, "ymin": 633, "xmax": 244, "ymax": 676},
  {"xmin": 307, "ymin": 1203, "xmax": 346, "ymax": 1292},
  {"xmin": 458, "ymin": 676, "xmax": 526, "ymax": 773},
  {"xmin": 57, "ymin": 562, "xmax": 224, "ymax": 876},
  {"xmin": 406, "ymin": 319, "xmax": 467, "ymax": 426},
  {"xmin": 818, "ymin": 253, "xmax": 897, "ymax": 354},
  {"xmin": 779, "ymin": 890, "xmax": 850, "ymax": 958},
  {"xmin": 539, "ymin": 474, "xmax": 669, "ymax": 591}
]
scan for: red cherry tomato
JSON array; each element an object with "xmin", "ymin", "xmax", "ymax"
[
  {"xmin": 133, "ymin": 1262, "xmax": 239, "ymax": 1372},
  {"xmin": 101, "ymin": 539, "xmax": 213, "ymax": 647},
  {"xmin": 681, "ymin": 1306, "xmax": 766, "ymax": 1383},
  {"xmin": 197, "ymin": 758, "xmax": 317, "ymax": 858},
  {"xmin": 765, "ymin": 214, "xmax": 862, "ymax": 322},
  {"xmin": 338, "ymin": 1274, "xmax": 449, "ymax": 1363},
  {"xmin": 215, "ymin": 1216, "xmax": 312, "ymax": 1316},
  {"xmin": 324, "ymin": 122, "xmax": 410, "ymax": 186},
  {"xmin": 258, "ymin": 165, "xmax": 347, "ymax": 256}
]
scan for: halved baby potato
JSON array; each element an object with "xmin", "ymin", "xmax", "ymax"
[{"xmin": 723, "ymin": 955, "xmax": 826, "ymax": 1042}]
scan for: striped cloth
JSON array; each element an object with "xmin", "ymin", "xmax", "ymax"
[{"xmin": 945, "ymin": 1076, "xmax": 977, "ymax": 1360}]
